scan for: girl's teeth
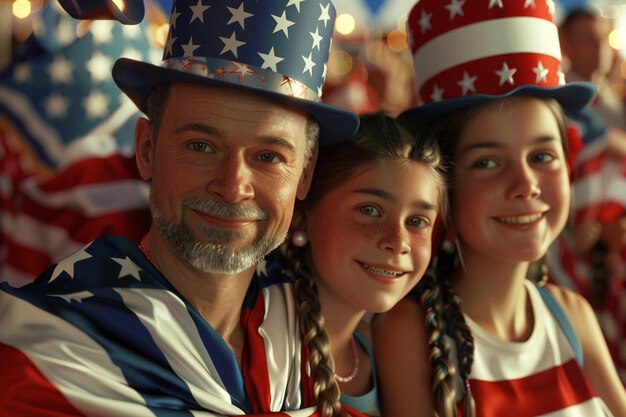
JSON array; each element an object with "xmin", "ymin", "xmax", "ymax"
[
  {"xmin": 499, "ymin": 213, "xmax": 542, "ymax": 224},
  {"xmin": 363, "ymin": 265, "xmax": 403, "ymax": 277}
]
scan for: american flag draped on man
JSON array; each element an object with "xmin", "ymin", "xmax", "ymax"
[{"xmin": 0, "ymin": 0, "xmax": 368, "ymax": 415}]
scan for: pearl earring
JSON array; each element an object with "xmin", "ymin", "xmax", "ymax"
[{"xmin": 291, "ymin": 230, "xmax": 308, "ymax": 247}]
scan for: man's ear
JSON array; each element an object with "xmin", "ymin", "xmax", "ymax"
[
  {"xmin": 135, "ymin": 117, "xmax": 154, "ymax": 181},
  {"xmin": 296, "ymin": 142, "xmax": 318, "ymax": 201}
]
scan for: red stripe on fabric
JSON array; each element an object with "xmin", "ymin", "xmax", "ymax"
[
  {"xmin": 0, "ymin": 343, "xmax": 85, "ymax": 417},
  {"xmin": 419, "ymin": 54, "xmax": 562, "ymax": 104},
  {"xmin": 0, "ymin": 237, "xmax": 53, "ymax": 278},
  {"xmin": 241, "ymin": 291, "xmax": 272, "ymax": 412},
  {"xmin": 573, "ymin": 154, "xmax": 606, "ymax": 178},
  {"xmin": 471, "ymin": 359, "xmax": 596, "ymax": 417},
  {"xmin": 38, "ymin": 154, "xmax": 144, "ymax": 190},
  {"xmin": 14, "ymin": 194, "xmax": 151, "ymax": 243},
  {"xmin": 555, "ymin": 239, "xmax": 591, "ymax": 297},
  {"xmin": 408, "ymin": 0, "xmax": 554, "ymax": 51}
]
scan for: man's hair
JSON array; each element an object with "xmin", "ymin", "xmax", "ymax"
[
  {"xmin": 559, "ymin": 8, "xmax": 598, "ymax": 34},
  {"xmin": 145, "ymin": 83, "xmax": 319, "ymax": 161}
]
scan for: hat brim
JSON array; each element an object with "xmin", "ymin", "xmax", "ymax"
[
  {"xmin": 401, "ymin": 82, "xmax": 598, "ymax": 123},
  {"xmin": 112, "ymin": 58, "xmax": 359, "ymax": 146}
]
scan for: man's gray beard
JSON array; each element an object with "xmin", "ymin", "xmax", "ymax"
[{"xmin": 151, "ymin": 196, "xmax": 286, "ymax": 274}]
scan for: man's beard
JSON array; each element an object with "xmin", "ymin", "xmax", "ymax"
[{"xmin": 151, "ymin": 195, "xmax": 286, "ymax": 274}]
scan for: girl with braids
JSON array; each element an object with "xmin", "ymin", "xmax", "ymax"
[
  {"xmin": 274, "ymin": 111, "xmax": 446, "ymax": 416},
  {"xmin": 373, "ymin": 2, "xmax": 626, "ymax": 417}
]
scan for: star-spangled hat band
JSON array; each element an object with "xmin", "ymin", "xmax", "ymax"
[
  {"xmin": 113, "ymin": 0, "xmax": 359, "ymax": 146},
  {"xmin": 402, "ymin": 0, "xmax": 598, "ymax": 122}
]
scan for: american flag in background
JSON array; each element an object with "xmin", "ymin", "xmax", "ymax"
[
  {"xmin": 0, "ymin": 1, "xmax": 154, "ymax": 285},
  {"xmin": 548, "ymin": 111, "xmax": 626, "ymax": 383}
]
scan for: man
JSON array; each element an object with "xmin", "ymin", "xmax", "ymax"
[
  {"xmin": 0, "ymin": 0, "xmax": 359, "ymax": 415},
  {"xmin": 559, "ymin": 8, "xmax": 625, "ymax": 132}
]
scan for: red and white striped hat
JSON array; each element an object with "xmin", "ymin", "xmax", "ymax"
[{"xmin": 402, "ymin": 0, "xmax": 597, "ymax": 122}]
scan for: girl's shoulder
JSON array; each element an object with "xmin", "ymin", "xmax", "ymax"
[{"xmin": 542, "ymin": 283, "xmax": 595, "ymax": 324}]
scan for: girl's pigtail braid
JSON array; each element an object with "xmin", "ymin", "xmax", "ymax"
[
  {"xmin": 280, "ymin": 244, "xmax": 344, "ymax": 417},
  {"xmin": 416, "ymin": 270, "xmax": 457, "ymax": 417},
  {"xmin": 437, "ymin": 243, "xmax": 476, "ymax": 417}
]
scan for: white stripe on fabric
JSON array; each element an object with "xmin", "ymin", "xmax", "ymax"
[
  {"xmin": 20, "ymin": 176, "xmax": 149, "ymax": 216},
  {"xmin": 0, "ymin": 86, "xmax": 65, "ymax": 164},
  {"xmin": 59, "ymin": 98, "xmax": 138, "ymax": 168},
  {"xmin": 413, "ymin": 17, "xmax": 561, "ymax": 91},
  {"xmin": 0, "ymin": 291, "xmax": 154, "ymax": 417},
  {"xmin": 259, "ymin": 283, "xmax": 303, "ymax": 411},
  {"xmin": 572, "ymin": 159, "xmax": 626, "ymax": 212},
  {"xmin": 537, "ymin": 398, "xmax": 614, "ymax": 417},
  {"xmin": 115, "ymin": 288, "xmax": 243, "ymax": 415},
  {"xmin": 0, "ymin": 210, "xmax": 82, "ymax": 261},
  {"xmin": 545, "ymin": 241, "xmax": 588, "ymax": 293}
]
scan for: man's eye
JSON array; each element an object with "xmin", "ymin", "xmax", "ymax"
[
  {"xmin": 257, "ymin": 152, "xmax": 281, "ymax": 163},
  {"xmin": 188, "ymin": 142, "xmax": 212, "ymax": 153}
]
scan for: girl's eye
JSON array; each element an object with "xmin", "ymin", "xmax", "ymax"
[
  {"xmin": 531, "ymin": 152, "xmax": 555, "ymax": 164},
  {"xmin": 407, "ymin": 217, "xmax": 429, "ymax": 228},
  {"xmin": 359, "ymin": 205, "xmax": 381, "ymax": 217},
  {"xmin": 257, "ymin": 152, "xmax": 281, "ymax": 164},
  {"xmin": 473, "ymin": 159, "xmax": 497, "ymax": 169},
  {"xmin": 188, "ymin": 142, "xmax": 213, "ymax": 153}
]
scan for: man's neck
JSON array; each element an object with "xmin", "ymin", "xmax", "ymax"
[{"xmin": 144, "ymin": 230, "xmax": 256, "ymax": 362}]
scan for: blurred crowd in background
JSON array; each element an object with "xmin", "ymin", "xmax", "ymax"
[{"xmin": 1, "ymin": 0, "xmax": 625, "ymax": 383}]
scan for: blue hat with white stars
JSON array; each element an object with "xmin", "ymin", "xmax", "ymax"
[{"xmin": 112, "ymin": 0, "xmax": 359, "ymax": 146}]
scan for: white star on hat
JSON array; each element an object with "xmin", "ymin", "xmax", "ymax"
[
  {"xmin": 227, "ymin": 3, "xmax": 253, "ymax": 29},
  {"xmin": 488, "ymin": 0, "xmax": 503, "ymax": 9},
  {"xmin": 319, "ymin": 3, "xmax": 331, "ymax": 27},
  {"xmin": 418, "ymin": 10, "xmax": 432, "ymax": 34},
  {"xmin": 287, "ymin": 0, "xmax": 306, "ymax": 12},
  {"xmin": 302, "ymin": 52, "xmax": 316, "ymax": 76},
  {"xmin": 430, "ymin": 84, "xmax": 445, "ymax": 102},
  {"xmin": 458, "ymin": 71, "xmax": 477, "ymax": 95},
  {"xmin": 272, "ymin": 10, "xmax": 295, "ymax": 38},
  {"xmin": 310, "ymin": 27, "xmax": 323, "ymax": 50},
  {"xmin": 495, "ymin": 62, "xmax": 517, "ymax": 86},
  {"xmin": 524, "ymin": 0, "xmax": 536, "ymax": 8},
  {"xmin": 532, "ymin": 61, "xmax": 549, "ymax": 83},
  {"xmin": 219, "ymin": 32, "xmax": 246, "ymax": 58},
  {"xmin": 189, "ymin": 0, "xmax": 210, "ymax": 24},
  {"xmin": 445, "ymin": 0, "xmax": 466, "ymax": 20},
  {"xmin": 170, "ymin": 7, "xmax": 181, "ymax": 28},
  {"xmin": 182, "ymin": 36, "xmax": 201, "ymax": 57},
  {"xmin": 258, "ymin": 47, "xmax": 284, "ymax": 72}
]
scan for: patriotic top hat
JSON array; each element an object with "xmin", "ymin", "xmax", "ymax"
[
  {"xmin": 113, "ymin": 0, "xmax": 359, "ymax": 145},
  {"xmin": 402, "ymin": 0, "xmax": 598, "ymax": 122}
]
